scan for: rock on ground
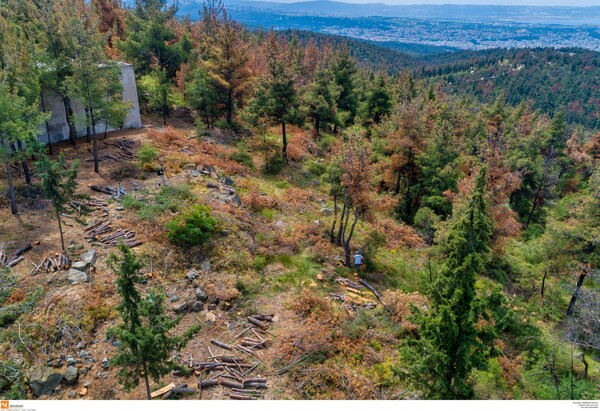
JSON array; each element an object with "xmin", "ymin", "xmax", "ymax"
[{"xmin": 28, "ymin": 365, "xmax": 63, "ymax": 397}]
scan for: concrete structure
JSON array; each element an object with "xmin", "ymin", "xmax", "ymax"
[{"xmin": 38, "ymin": 62, "xmax": 142, "ymax": 144}]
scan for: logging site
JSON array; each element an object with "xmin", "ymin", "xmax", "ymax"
[{"xmin": 1, "ymin": 0, "xmax": 599, "ymax": 404}]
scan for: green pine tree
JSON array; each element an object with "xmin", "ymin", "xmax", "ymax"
[
  {"xmin": 35, "ymin": 153, "xmax": 79, "ymax": 252},
  {"xmin": 108, "ymin": 244, "xmax": 200, "ymax": 400},
  {"xmin": 407, "ymin": 168, "xmax": 497, "ymax": 399}
]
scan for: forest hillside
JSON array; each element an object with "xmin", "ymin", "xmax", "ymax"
[{"xmin": 0, "ymin": 0, "xmax": 599, "ymax": 401}]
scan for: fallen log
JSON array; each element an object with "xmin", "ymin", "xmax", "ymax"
[
  {"xmin": 6, "ymin": 256, "xmax": 24, "ymax": 268},
  {"xmin": 229, "ymin": 394, "xmax": 256, "ymax": 400},
  {"xmin": 199, "ymin": 379, "xmax": 218, "ymax": 389},
  {"xmin": 150, "ymin": 382, "xmax": 175, "ymax": 398},
  {"xmin": 249, "ymin": 314, "xmax": 274, "ymax": 322},
  {"xmin": 243, "ymin": 378, "xmax": 267, "ymax": 384},
  {"xmin": 247, "ymin": 316, "xmax": 268, "ymax": 330},
  {"xmin": 210, "ymin": 339, "xmax": 232, "ymax": 350},
  {"xmin": 358, "ymin": 279, "xmax": 393, "ymax": 315},
  {"xmin": 13, "ymin": 243, "xmax": 32, "ymax": 257},
  {"xmin": 244, "ymin": 382, "xmax": 268, "ymax": 389},
  {"xmin": 220, "ymin": 380, "xmax": 244, "ymax": 389},
  {"xmin": 91, "ymin": 185, "xmax": 116, "ymax": 195}
]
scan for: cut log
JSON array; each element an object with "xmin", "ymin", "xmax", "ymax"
[
  {"xmin": 243, "ymin": 378, "xmax": 267, "ymax": 384},
  {"xmin": 13, "ymin": 243, "xmax": 32, "ymax": 257},
  {"xmin": 244, "ymin": 382, "xmax": 268, "ymax": 389},
  {"xmin": 247, "ymin": 316, "xmax": 268, "ymax": 329},
  {"xmin": 249, "ymin": 314, "xmax": 274, "ymax": 322},
  {"xmin": 199, "ymin": 379, "xmax": 218, "ymax": 389},
  {"xmin": 210, "ymin": 339, "xmax": 232, "ymax": 350},
  {"xmin": 150, "ymin": 382, "xmax": 175, "ymax": 398},
  {"xmin": 220, "ymin": 380, "xmax": 244, "ymax": 389},
  {"xmin": 229, "ymin": 394, "xmax": 256, "ymax": 400}
]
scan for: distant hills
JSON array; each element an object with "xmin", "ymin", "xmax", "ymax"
[{"xmin": 178, "ymin": 1, "xmax": 600, "ymax": 25}]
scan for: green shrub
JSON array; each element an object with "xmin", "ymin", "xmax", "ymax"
[
  {"xmin": 306, "ymin": 160, "xmax": 326, "ymax": 177},
  {"xmin": 166, "ymin": 205, "xmax": 217, "ymax": 246},
  {"xmin": 263, "ymin": 153, "xmax": 286, "ymax": 175},
  {"xmin": 230, "ymin": 150, "xmax": 254, "ymax": 169},
  {"xmin": 253, "ymin": 255, "xmax": 268, "ymax": 272},
  {"xmin": 137, "ymin": 144, "xmax": 159, "ymax": 169}
]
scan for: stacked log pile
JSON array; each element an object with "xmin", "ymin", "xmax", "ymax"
[
  {"xmin": 30, "ymin": 252, "xmax": 70, "ymax": 274},
  {"xmin": 85, "ymin": 218, "xmax": 142, "ymax": 248},
  {"xmin": 0, "ymin": 244, "xmax": 32, "ymax": 269},
  {"xmin": 194, "ymin": 314, "xmax": 275, "ymax": 400}
]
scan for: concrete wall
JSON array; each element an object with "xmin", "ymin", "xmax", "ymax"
[{"xmin": 38, "ymin": 62, "xmax": 142, "ymax": 144}]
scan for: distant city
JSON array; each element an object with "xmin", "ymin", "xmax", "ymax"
[{"xmin": 174, "ymin": 1, "xmax": 600, "ymax": 53}]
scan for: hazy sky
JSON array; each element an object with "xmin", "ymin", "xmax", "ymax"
[{"xmin": 269, "ymin": 0, "xmax": 599, "ymax": 5}]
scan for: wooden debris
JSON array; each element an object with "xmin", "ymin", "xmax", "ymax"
[
  {"xmin": 359, "ymin": 279, "xmax": 393, "ymax": 315},
  {"xmin": 336, "ymin": 277, "xmax": 363, "ymax": 290},
  {"xmin": 210, "ymin": 339, "xmax": 232, "ymax": 350},
  {"xmin": 229, "ymin": 394, "xmax": 256, "ymax": 400},
  {"xmin": 151, "ymin": 382, "xmax": 176, "ymax": 398},
  {"xmin": 1, "ymin": 244, "xmax": 32, "ymax": 269},
  {"xmin": 247, "ymin": 316, "xmax": 268, "ymax": 330},
  {"xmin": 30, "ymin": 252, "xmax": 70, "ymax": 274}
]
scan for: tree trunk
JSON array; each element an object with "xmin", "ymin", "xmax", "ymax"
[
  {"xmin": 89, "ymin": 103, "xmax": 99, "ymax": 173},
  {"xmin": 227, "ymin": 87, "xmax": 233, "ymax": 126},
  {"xmin": 526, "ymin": 173, "xmax": 546, "ymax": 228},
  {"xmin": 162, "ymin": 87, "xmax": 168, "ymax": 126},
  {"xmin": 541, "ymin": 269, "xmax": 548, "ymax": 299},
  {"xmin": 281, "ymin": 122, "xmax": 288, "ymax": 161},
  {"xmin": 336, "ymin": 194, "xmax": 348, "ymax": 246},
  {"xmin": 344, "ymin": 209, "xmax": 360, "ymax": 267},
  {"xmin": 84, "ymin": 107, "xmax": 91, "ymax": 143},
  {"xmin": 4, "ymin": 161, "xmax": 18, "ymax": 215},
  {"xmin": 566, "ymin": 271, "xmax": 586, "ymax": 316},
  {"xmin": 330, "ymin": 193, "xmax": 337, "ymax": 243},
  {"xmin": 40, "ymin": 89, "xmax": 53, "ymax": 155},
  {"xmin": 15, "ymin": 140, "xmax": 31, "ymax": 185},
  {"xmin": 315, "ymin": 117, "xmax": 320, "ymax": 136},
  {"xmin": 581, "ymin": 352, "xmax": 588, "ymax": 380},
  {"xmin": 56, "ymin": 208, "xmax": 66, "ymax": 252},
  {"xmin": 63, "ymin": 96, "xmax": 77, "ymax": 146},
  {"xmin": 143, "ymin": 362, "xmax": 151, "ymax": 400}
]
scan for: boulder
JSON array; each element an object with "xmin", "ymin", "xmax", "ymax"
[
  {"xmin": 223, "ymin": 177, "xmax": 234, "ymax": 186},
  {"xmin": 185, "ymin": 269, "xmax": 199, "ymax": 281},
  {"xmin": 79, "ymin": 250, "xmax": 97, "ymax": 266},
  {"xmin": 190, "ymin": 301, "xmax": 204, "ymax": 312},
  {"xmin": 320, "ymin": 208, "xmax": 333, "ymax": 216},
  {"xmin": 183, "ymin": 163, "xmax": 196, "ymax": 171},
  {"xmin": 63, "ymin": 366, "xmax": 79, "ymax": 385},
  {"xmin": 230, "ymin": 194, "xmax": 242, "ymax": 207},
  {"xmin": 195, "ymin": 287, "xmax": 208, "ymax": 302},
  {"xmin": 71, "ymin": 261, "xmax": 88, "ymax": 272},
  {"xmin": 67, "ymin": 269, "xmax": 88, "ymax": 285},
  {"xmin": 28, "ymin": 365, "xmax": 63, "ymax": 397},
  {"xmin": 172, "ymin": 302, "xmax": 188, "ymax": 314}
]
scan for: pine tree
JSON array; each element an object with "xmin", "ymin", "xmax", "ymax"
[
  {"xmin": 303, "ymin": 65, "xmax": 339, "ymax": 136},
  {"xmin": 365, "ymin": 74, "xmax": 391, "ymax": 125},
  {"xmin": 408, "ymin": 168, "xmax": 495, "ymax": 399},
  {"xmin": 107, "ymin": 244, "xmax": 200, "ymax": 400},
  {"xmin": 66, "ymin": 1, "xmax": 125, "ymax": 173},
  {"xmin": 119, "ymin": 0, "xmax": 184, "ymax": 124},
  {"xmin": 332, "ymin": 47, "xmax": 358, "ymax": 129},
  {"xmin": 35, "ymin": 153, "xmax": 79, "ymax": 251},
  {"xmin": 245, "ymin": 33, "xmax": 303, "ymax": 161},
  {"xmin": 203, "ymin": 12, "xmax": 251, "ymax": 127}
]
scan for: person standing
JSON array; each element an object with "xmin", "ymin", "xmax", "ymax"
[{"xmin": 354, "ymin": 251, "xmax": 363, "ymax": 270}]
